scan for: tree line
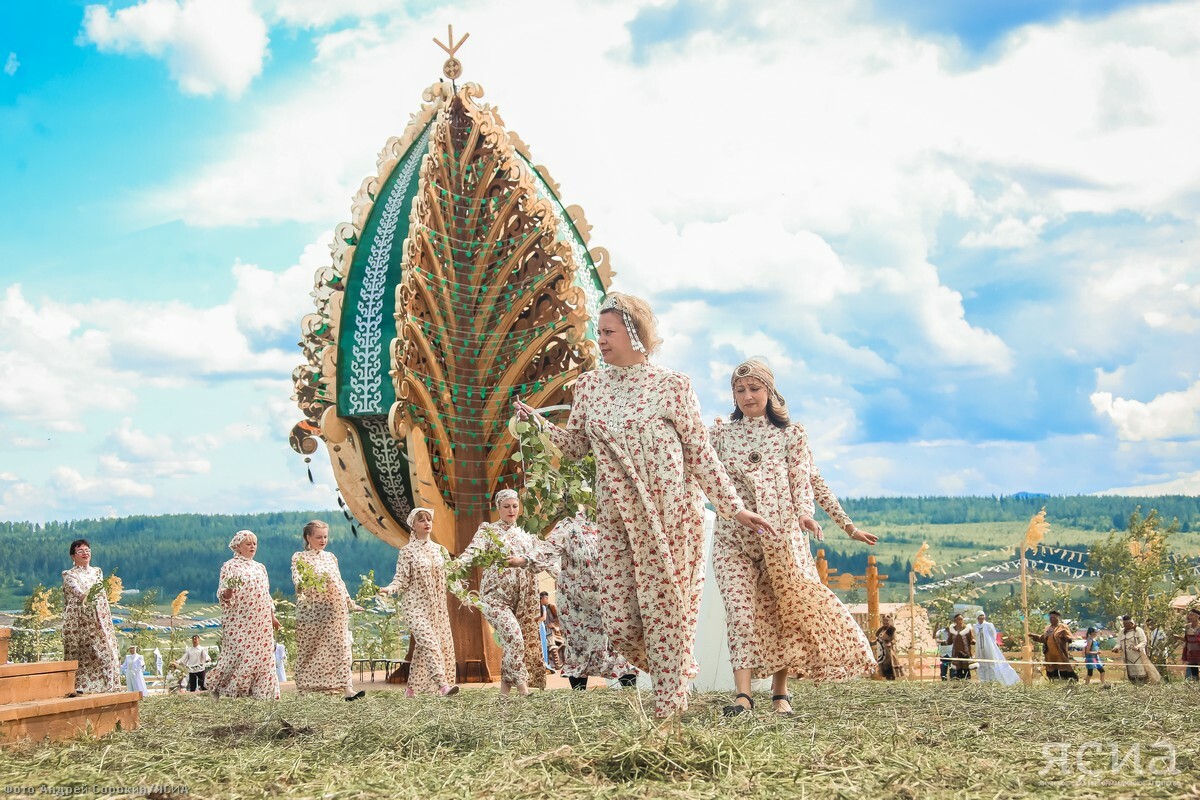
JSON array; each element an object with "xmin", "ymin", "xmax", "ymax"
[
  {"xmin": 0, "ymin": 512, "xmax": 397, "ymax": 608},
  {"xmin": 836, "ymin": 494, "xmax": 1200, "ymax": 531}
]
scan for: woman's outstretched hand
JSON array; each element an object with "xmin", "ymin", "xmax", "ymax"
[
  {"xmin": 848, "ymin": 527, "xmax": 878, "ymax": 545},
  {"xmin": 734, "ymin": 509, "xmax": 776, "ymax": 537}
]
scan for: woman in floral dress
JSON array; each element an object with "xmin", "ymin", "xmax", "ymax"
[
  {"xmin": 291, "ymin": 521, "xmax": 365, "ymax": 700},
  {"xmin": 209, "ymin": 530, "xmax": 281, "ymax": 700},
  {"xmin": 380, "ymin": 508, "xmax": 458, "ymax": 697},
  {"xmin": 448, "ymin": 490, "xmax": 555, "ymax": 696},
  {"xmin": 710, "ymin": 359, "xmax": 878, "ymax": 715},
  {"xmin": 514, "ymin": 293, "xmax": 775, "ymax": 718},
  {"xmin": 545, "ymin": 514, "xmax": 634, "ymax": 690},
  {"xmin": 61, "ymin": 539, "xmax": 120, "ymax": 694}
]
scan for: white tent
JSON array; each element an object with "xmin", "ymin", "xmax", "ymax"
[{"xmin": 692, "ymin": 511, "xmax": 770, "ymax": 692}]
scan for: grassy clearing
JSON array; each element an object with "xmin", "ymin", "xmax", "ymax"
[{"xmin": 3, "ymin": 682, "xmax": 1197, "ymax": 799}]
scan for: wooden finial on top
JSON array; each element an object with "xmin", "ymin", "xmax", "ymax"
[{"xmin": 433, "ymin": 24, "xmax": 470, "ymax": 80}]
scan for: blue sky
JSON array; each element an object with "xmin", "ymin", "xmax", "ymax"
[{"xmin": 2, "ymin": 0, "xmax": 1198, "ymax": 522}]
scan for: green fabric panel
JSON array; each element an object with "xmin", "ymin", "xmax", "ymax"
[
  {"xmin": 350, "ymin": 416, "xmax": 414, "ymax": 528},
  {"xmin": 336, "ymin": 124, "xmax": 432, "ymax": 416}
]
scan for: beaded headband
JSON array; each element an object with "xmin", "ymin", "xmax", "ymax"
[
  {"xmin": 599, "ymin": 295, "xmax": 647, "ymax": 354},
  {"xmin": 732, "ymin": 359, "xmax": 786, "ymax": 407}
]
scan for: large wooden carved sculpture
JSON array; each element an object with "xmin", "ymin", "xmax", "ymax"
[{"xmin": 291, "ymin": 38, "xmax": 613, "ymax": 680}]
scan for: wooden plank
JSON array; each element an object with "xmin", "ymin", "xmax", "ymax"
[
  {"xmin": 0, "ymin": 692, "xmax": 140, "ymax": 746},
  {"xmin": 0, "ymin": 661, "xmax": 78, "ymax": 679},
  {"xmin": 0, "ymin": 628, "xmax": 9, "ymax": 664}
]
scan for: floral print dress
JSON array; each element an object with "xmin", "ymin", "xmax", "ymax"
[
  {"xmin": 546, "ymin": 362, "xmax": 745, "ymax": 716},
  {"xmin": 545, "ymin": 516, "xmax": 633, "ymax": 680},
  {"xmin": 61, "ymin": 565, "xmax": 120, "ymax": 694},
  {"xmin": 710, "ymin": 416, "xmax": 876, "ymax": 681},
  {"xmin": 449, "ymin": 521, "xmax": 554, "ymax": 689},
  {"xmin": 291, "ymin": 549, "xmax": 356, "ymax": 696},
  {"xmin": 384, "ymin": 538, "xmax": 457, "ymax": 694},
  {"xmin": 209, "ymin": 556, "xmax": 280, "ymax": 700}
]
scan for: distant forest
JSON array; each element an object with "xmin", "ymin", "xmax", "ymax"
[
  {"xmin": 0, "ymin": 511, "xmax": 396, "ymax": 609},
  {"xmin": 1, "ymin": 495, "xmax": 1198, "ymax": 607},
  {"xmin": 838, "ymin": 494, "xmax": 1200, "ymax": 531}
]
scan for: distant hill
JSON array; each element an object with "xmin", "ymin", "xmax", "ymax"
[
  {"xmin": 0, "ymin": 511, "xmax": 397, "ymax": 608},
  {"xmin": 1, "ymin": 495, "xmax": 1197, "ymax": 607},
  {"xmin": 839, "ymin": 494, "xmax": 1200, "ymax": 531}
]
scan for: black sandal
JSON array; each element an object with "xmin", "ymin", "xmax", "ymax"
[
  {"xmin": 771, "ymin": 694, "xmax": 795, "ymax": 716},
  {"xmin": 722, "ymin": 693, "xmax": 754, "ymax": 717}
]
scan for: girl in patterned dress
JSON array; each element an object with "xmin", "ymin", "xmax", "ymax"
[
  {"xmin": 291, "ymin": 521, "xmax": 366, "ymax": 700},
  {"xmin": 544, "ymin": 514, "xmax": 635, "ymax": 690},
  {"xmin": 380, "ymin": 507, "xmax": 459, "ymax": 697},
  {"xmin": 514, "ymin": 293, "xmax": 776, "ymax": 719},
  {"xmin": 61, "ymin": 539, "xmax": 120, "ymax": 694},
  {"xmin": 448, "ymin": 490, "xmax": 556, "ymax": 697},
  {"xmin": 209, "ymin": 530, "xmax": 281, "ymax": 700},
  {"xmin": 710, "ymin": 359, "xmax": 878, "ymax": 715}
]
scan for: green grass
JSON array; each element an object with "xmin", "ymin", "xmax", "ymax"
[{"xmin": 3, "ymin": 683, "xmax": 1198, "ymax": 799}]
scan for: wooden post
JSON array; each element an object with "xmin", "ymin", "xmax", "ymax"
[
  {"xmin": 907, "ymin": 572, "xmax": 916, "ymax": 681},
  {"xmin": 816, "ymin": 549, "xmax": 829, "ymax": 586},
  {"xmin": 866, "ymin": 556, "xmax": 882, "ymax": 635},
  {"xmin": 1020, "ymin": 551, "xmax": 1034, "ymax": 685}
]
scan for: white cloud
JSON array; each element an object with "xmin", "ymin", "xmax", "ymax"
[
  {"xmin": 101, "ymin": 418, "xmax": 212, "ymax": 479},
  {"xmin": 51, "ymin": 466, "xmax": 155, "ymax": 501},
  {"xmin": 0, "ymin": 235, "xmax": 322, "ymax": 434},
  {"xmin": 1091, "ymin": 376, "xmax": 1200, "ymax": 442},
  {"xmin": 80, "ymin": 0, "xmax": 269, "ymax": 97},
  {"xmin": 961, "ymin": 215, "xmax": 1048, "ymax": 249},
  {"xmin": 1098, "ymin": 470, "xmax": 1200, "ymax": 496},
  {"xmin": 231, "ymin": 237, "xmax": 331, "ymax": 337},
  {"xmin": 0, "ymin": 284, "xmax": 137, "ymax": 432},
  {"xmin": 3, "ymin": 52, "xmax": 18, "ymax": 76}
]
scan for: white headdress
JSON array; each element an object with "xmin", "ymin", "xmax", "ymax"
[
  {"xmin": 228, "ymin": 529, "xmax": 256, "ymax": 552},
  {"xmin": 494, "ymin": 488, "xmax": 519, "ymax": 507},
  {"xmin": 599, "ymin": 295, "xmax": 647, "ymax": 354},
  {"xmin": 406, "ymin": 507, "xmax": 435, "ymax": 528}
]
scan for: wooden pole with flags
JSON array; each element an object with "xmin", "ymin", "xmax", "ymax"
[
  {"xmin": 910, "ymin": 542, "xmax": 935, "ymax": 681},
  {"xmin": 1020, "ymin": 508, "xmax": 1049, "ymax": 686}
]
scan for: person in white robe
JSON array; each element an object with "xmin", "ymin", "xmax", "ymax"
[
  {"xmin": 972, "ymin": 613, "xmax": 1020, "ymax": 685},
  {"xmin": 275, "ymin": 641, "xmax": 287, "ymax": 684},
  {"xmin": 121, "ymin": 646, "xmax": 148, "ymax": 696}
]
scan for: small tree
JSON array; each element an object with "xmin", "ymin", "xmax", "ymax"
[
  {"xmin": 120, "ymin": 589, "xmax": 160, "ymax": 655},
  {"xmin": 1089, "ymin": 509, "xmax": 1196, "ymax": 630},
  {"xmin": 9, "ymin": 584, "xmax": 61, "ymax": 662},
  {"xmin": 352, "ymin": 570, "xmax": 405, "ymax": 661},
  {"xmin": 990, "ymin": 580, "xmax": 1076, "ymax": 649}
]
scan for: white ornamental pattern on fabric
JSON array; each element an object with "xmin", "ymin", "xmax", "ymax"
[
  {"xmin": 348, "ymin": 125, "xmax": 431, "ymax": 414},
  {"xmin": 359, "ymin": 417, "xmax": 414, "ymax": 521},
  {"xmin": 384, "ymin": 539, "xmax": 456, "ymax": 694},
  {"xmin": 544, "ymin": 517, "xmax": 633, "ymax": 679},
  {"xmin": 448, "ymin": 521, "xmax": 555, "ymax": 688},
  {"xmin": 291, "ymin": 549, "xmax": 355, "ymax": 696},
  {"xmin": 61, "ymin": 565, "xmax": 120, "ymax": 694},
  {"xmin": 209, "ymin": 557, "xmax": 280, "ymax": 700},
  {"xmin": 709, "ymin": 415, "xmax": 877, "ymax": 681},
  {"xmin": 544, "ymin": 362, "xmax": 744, "ymax": 717}
]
